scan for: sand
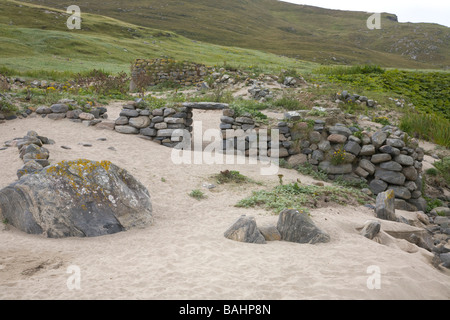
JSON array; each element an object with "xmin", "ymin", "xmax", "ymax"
[{"xmin": 0, "ymin": 103, "xmax": 449, "ymax": 300}]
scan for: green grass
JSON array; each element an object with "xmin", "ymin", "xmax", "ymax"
[
  {"xmin": 399, "ymin": 112, "xmax": 450, "ymax": 148},
  {"xmin": 236, "ymin": 182, "xmax": 371, "ymax": 214},
  {"xmin": 314, "ymin": 68, "xmax": 450, "ymax": 120},
  {"xmin": 229, "ymin": 100, "xmax": 269, "ymax": 122},
  {"xmin": 0, "ymin": 1, "xmax": 317, "ymax": 79},
  {"xmin": 272, "ymin": 91, "xmax": 302, "ymax": 111},
  {"xmin": 189, "ymin": 189, "xmax": 206, "ymax": 200},
  {"xmin": 213, "ymin": 170, "xmax": 260, "ymax": 185},
  {"xmin": 21, "ymin": 0, "xmax": 450, "ymax": 69}
]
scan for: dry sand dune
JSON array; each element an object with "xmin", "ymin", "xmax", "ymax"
[{"xmin": 0, "ymin": 104, "xmax": 449, "ymax": 300}]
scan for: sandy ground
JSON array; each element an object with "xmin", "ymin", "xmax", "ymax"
[{"xmin": 0, "ymin": 103, "xmax": 449, "ymax": 300}]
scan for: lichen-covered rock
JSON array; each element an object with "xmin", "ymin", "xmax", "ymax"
[
  {"xmin": 224, "ymin": 215, "xmax": 266, "ymax": 244},
  {"xmin": 277, "ymin": 209, "xmax": 330, "ymax": 244},
  {"xmin": 375, "ymin": 190, "xmax": 396, "ymax": 221},
  {"xmin": 0, "ymin": 159, "xmax": 153, "ymax": 238}
]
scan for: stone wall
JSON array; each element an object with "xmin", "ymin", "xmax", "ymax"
[
  {"xmin": 130, "ymin": 59, "xmax": 211, "ymax": 89},
  {"xmin": 114, "ymin": 101, "xmax": 228, "ymax": 148},
  {"xmin": 219, "ymin": 109, "xmax": 426, "ymax": 212}
]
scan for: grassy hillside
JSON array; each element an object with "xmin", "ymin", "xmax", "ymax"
[
  {"xmin": 0, "ymin": 0, "xmax": 316, "ymax": 77},
  {"xmin": 22, "ymin": 0, "xmax": 450, "ymax": 69}
]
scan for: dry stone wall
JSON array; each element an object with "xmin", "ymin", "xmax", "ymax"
[
  {"xmin": 130, "ymin": 59, "xmax": 212, "ymax": 89},
  {"xmin": 219, "ymin": 109, "xmax": 426, "ymax": 212}
]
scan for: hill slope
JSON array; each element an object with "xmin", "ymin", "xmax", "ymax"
[
  {"xmin": 0, "ymin": 0, "xmax": 315, "ymax": 74},
  {"xmin": 22, "ymin": 0, "xmax": 450, "ymax": 69}
]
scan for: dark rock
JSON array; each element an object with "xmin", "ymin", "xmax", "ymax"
[
  {"xmin": 36, "ymin": 106, "xmax": 52, "ymax": 114},
  {"xmin": 380, "ymin": 161, "xmax": 403, "ymax": 172},
  {"xmin": 379, "ymin": 145, "xmax": 401, "ymax": 156},
  {"xmin": 388, "ymin": 186, "xmax": 412, "ymax": 200},
  {"xmin": 359, "ymin": 159, "xmax": 376, "ymax": 175},
  {"xmin": 360, "ymin": 220, "xmax": 381, "ymax": 239},
  {"xmin": 277, "ymin": 209, "xmax": 330, "ymax": 244},
  {"xmin": 406, "ymin": 197, "xmax": 427, "ymax": 212},
  {"xmin": 375, "ymin": 169, "xmax": 406, "ymax": 185},
  {"xmin": 394, "ymin": 155, "xmax": 414, "ymax": 166},
  {"xmin": 0, "ymin": 159, "xmax": 153, "ymax": 238},
  {"xmin": 360, "ymin": 145, "xmax": 375, "ymax": 156},
  {"xmin": 224, "ymin": 215, "xmax": 266, "ymax": 244},
  {"xmin": 17, "ymin": 160, "xmax": 44, "ymax": 179},
  {"xmin": 50, "ymin": 104, "xmax": 69, "ymax": 113},
  {"xmin": 386, "ymin": 138, "xmax": 405, "ymax": 148},
  {"xmin": 371, "ymin": 131, "xmax": 388, "ymax": 148},
  {"xmin": 371, "ymin": 154, "xmax": 392, "ymax": 164},
  {"xmin": 140, "ymin": 127, "xmax": 157, "ymax": 137},
  {"xmin": 369, "ymin": 179, "xmax": 388, "ymax": 194},
  {"xmin": 329, "ymin": 126, "xmax": 352, "ymax": 137},
  {"xmin": 344, "ymin": 141, "xmax": 361, "ymax": 156},
  {"xmin": 119, "ymin": 109, "xmax": 139, "ymax": 118},
  {"xmin": 115, "ymin": 125, "xmax": 139, "ymax": 134}
]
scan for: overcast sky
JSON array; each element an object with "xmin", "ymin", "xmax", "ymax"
[{"xmin": 281, "ymin": 0, "xmax": 450, "ymax": 27}]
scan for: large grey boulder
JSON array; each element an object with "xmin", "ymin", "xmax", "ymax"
[
  {"xmin": 224, "ymin": 215, "xmax": 266, "ymax": 244},
  {"xmin": 0, "ymin": 159, "xmax": 153, "ymax": 238},
  {"xmin": 277, "ymin": 209, "xmax": 330, "ymax": 244},
  {"xmin": 376, "ymin": 190, "xmax": 396, "ymax": 221}
]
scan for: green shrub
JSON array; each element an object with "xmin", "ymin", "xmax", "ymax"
[
  {"xmin": 189, "ymin": 189, "xmax": 206, "ymax": 200},
  {"xmin": 424, "ymin": 196, "xmax": 444, "ymax": 213},
  {"xmin": 214, "ymin": 170, "xmax": 253, "ymax": 184},
  {"xmin": 229, "ymin": 100, "xmax": 268, "ymax": 121},
  {"xmin": 425, "ymin": 168, "xmax": 439, "ymax": 176}
]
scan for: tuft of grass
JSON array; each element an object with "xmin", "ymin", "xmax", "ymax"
[
  {"xmin": 229, "ymin": 100, "xmax": 268, "ymax": 122},
  {"xmin": 272, "ymin": 91, "xmax": 301, "ymax": 111},
  {"xmin": 189, "ymin": 189, "xmax": 206, "ymax": 200},
  {"xmin": 424, "ymin": 196, "xmax": 444, "ymax": 213},
  {"xmin": 213, "ymin": 170, "xmax": 260, "ymax": 185},
  {"xmin": 236, "ymin": 182, "xmax": 371, "ymax": 215}
]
